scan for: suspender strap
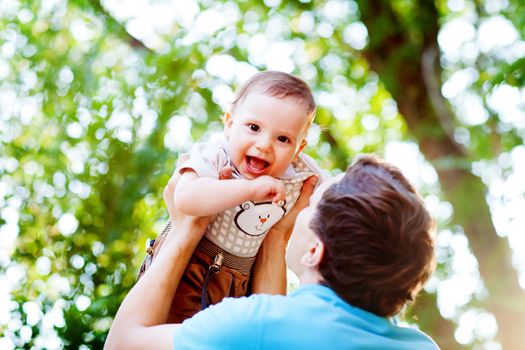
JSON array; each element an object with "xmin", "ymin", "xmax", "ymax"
[{"xmin": 201, "ymin": 253, "xmax": 226, "ymax": 310}]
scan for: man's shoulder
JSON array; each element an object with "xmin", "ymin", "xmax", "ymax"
[
  {"xmin": 173, "ymin": 287, "xmax": 440, "ymax": 350},
  {"xmin": 391, "ymin": 324, "xmax": 440, "ymax": 350}
]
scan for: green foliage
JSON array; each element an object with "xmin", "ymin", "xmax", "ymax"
[
  {"xmin": 1, "ymin": 0, "xmax": 523, "ymax": 349},
  {"xmin": 491, "ymin": 57, "xmax": 525, "ymax": 88}
]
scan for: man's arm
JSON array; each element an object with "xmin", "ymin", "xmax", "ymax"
[
  {"xmin": 250, "ymin": 175, "xmax": 318, "ymax": 295},
  {"xmin": 104, "ymin": 172, "xmax": 211, "ymax": 350},
  {"xmin": 104, "ymin": 220, "xmax": 204, "ymax": 350},
  {"xmin": 104, "ymin": 170, "xmax": 310, "ymax": 349},
  {"xmin": 174, "ymin": 170, "xmax": 286, "ymax": 216}
]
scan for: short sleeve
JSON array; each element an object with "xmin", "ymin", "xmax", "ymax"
[
  {"xmin": 177, "ymin": 140, "xmax": 228, "ymax": 179},
  {"xmin": 173, "ymin": 297, "xmax": 263, "ymax": 350},
  {"xmin": 298, "ymin": 152, "xmax": 330, "ymax": 183}
]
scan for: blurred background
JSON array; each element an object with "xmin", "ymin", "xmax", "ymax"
[{"xmin": 1, "ymin": 0, "xmax": 524, "ymax": 349}]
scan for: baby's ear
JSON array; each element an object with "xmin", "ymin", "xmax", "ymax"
[
  {"xmin": 223, "ymin": 112, "xmax": 233, "ymax": 137},
  {"xmin": 294, "ymin": 139, "xmax": 308, "ymax": 159},
  {"xmin": 299, "ymin": 138, "xmax": 307, "ymax": 152}
]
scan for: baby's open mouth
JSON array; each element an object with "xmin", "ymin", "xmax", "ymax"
[{"xmin": 246, "ymin": 156, "xmax": 270, "ymax": 174}]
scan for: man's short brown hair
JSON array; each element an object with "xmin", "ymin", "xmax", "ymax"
[
  {"xmin": 231, "ymin": 71, "xmax": 316, "ymax": 122},
  {"xmin": 310, "ymin": 155, "xmax": 436, "ymax": 317}
]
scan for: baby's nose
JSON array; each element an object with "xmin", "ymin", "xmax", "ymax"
[{"xmin": 255, "ymin": 135, "xmax": 272, "ymax": 151}]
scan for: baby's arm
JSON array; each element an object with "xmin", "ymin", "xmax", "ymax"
[{"xmin": 174, "ymin": 170, "xmax": 285, "ymax": 217}]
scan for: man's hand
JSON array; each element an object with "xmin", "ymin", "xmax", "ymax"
[
  {"xmin": 163, "ymin": 154, "xmax": 214, "ymax": 232},
  {"xmin": 164, "ymin": 153, "xmax": 190, "ymax": 224},
  {"xmin": 218, "ymin": 166, "xmax": 233, "ymax": 180},
  {"xmin": 268, "ymin": 175, "xmax": 318, "ymax": 242}
]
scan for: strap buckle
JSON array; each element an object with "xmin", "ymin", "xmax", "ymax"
[
  {"xmin": 145, "ymin": 238, "xmax": 155, "ymax": 254},
  {"xmin": 209, "ymin": 253, "xmax": 224, "ymax": 274}
]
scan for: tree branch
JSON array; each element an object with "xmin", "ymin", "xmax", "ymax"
[
  {"xmin": 85, "ymin": 0, "xmax": 151, "ymax": 51},
  {"xmin": 357, "ymin": 1, "xmax": 525, "ymax": 349}
]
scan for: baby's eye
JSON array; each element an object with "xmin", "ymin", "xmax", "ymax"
[
  {"xmin": 277, "ymin": 135, "xmax": 290, "ymax": 143},
  {"xmin": 249, "ymin": 124, "xmax": 260, "ymax": 132}
]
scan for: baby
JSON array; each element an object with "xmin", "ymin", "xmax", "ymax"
[{"xmin": 146, "ymin": 71, "xmax": 325, "ymax": 323}]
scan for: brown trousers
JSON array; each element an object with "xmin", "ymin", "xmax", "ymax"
[
  {"xmin": 137, "ymin": 226, "xmax": 252, "ymax": 324},
  {"xmin": 168, "ymin": 248, "xmax": 251, "ymax": 323}
]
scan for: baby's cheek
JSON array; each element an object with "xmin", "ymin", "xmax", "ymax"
[{"xmin": 275, "ymin": 154, "xmax": 295, "ymax": 172}]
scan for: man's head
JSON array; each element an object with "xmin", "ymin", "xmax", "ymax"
[
  {"xmin": 223, "ymin": 71, "xmax": 316, "ymax": 179},
  {"xmin": 286, "ymin": 155, "xmax": 436, "ymax": 317}
]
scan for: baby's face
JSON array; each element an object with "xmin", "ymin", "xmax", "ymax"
[{"xmin": 224, "ymin": 90, "xmax": 310, "ymax": 179}]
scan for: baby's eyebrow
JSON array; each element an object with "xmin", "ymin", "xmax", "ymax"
[{"xmin": 241, "ymin": 115, "xmax": 262, "ymax": 123}]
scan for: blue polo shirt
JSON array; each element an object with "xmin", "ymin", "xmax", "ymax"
[{"xmin": 173, "ymin": 284, "xmax": 439, "ymax": 350}]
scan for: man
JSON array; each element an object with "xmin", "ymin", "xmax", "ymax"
[{"xmin": 105, "ymin": 155, "xmax": 439, "ymax": 350}]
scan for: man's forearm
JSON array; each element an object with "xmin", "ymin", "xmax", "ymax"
[
  {"xmin": 104, "ymin": 220, "xmax": 206, "ymax": 350},
  {"xmin": 250, "ymin": 227, "xmax": 288, "ymax": 295},
  {"xmin": 250, "ymin": 176, "xmax": 318, "ymax": 295}
]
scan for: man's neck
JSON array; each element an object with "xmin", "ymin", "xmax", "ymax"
[{"xmin": 298, "ymin": 268, "xmax": 323, "ymax": 286}]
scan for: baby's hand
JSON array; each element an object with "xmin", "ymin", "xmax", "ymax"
[{"xmin": 250, "ymin": 176, "xmax": 286, "ymax": 204}]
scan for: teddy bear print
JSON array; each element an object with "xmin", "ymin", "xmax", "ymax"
[{"xmin": 234, "ymin": 201, "xmax": 286, "ymax": 236}]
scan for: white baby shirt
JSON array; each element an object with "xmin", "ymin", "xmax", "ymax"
[{"xmin": 178, "ymin": 135, "xmax": 326, "ymax": 258}]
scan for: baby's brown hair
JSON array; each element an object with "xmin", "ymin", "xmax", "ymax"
[{"xmin": 231, "ymin": 71, "xmax": 316, "ymax": 123}]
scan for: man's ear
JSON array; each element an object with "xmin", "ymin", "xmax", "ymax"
[
  {"xmin": 223, "ymin": 112, "xmax": 233, "ymax": 137},
  {"xmin": 300, "ymin": 238, "xmax": 325, "ymax": 268}
]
